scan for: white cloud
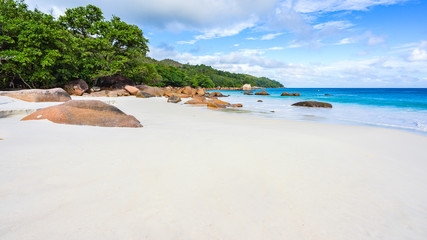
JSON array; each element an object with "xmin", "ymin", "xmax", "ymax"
[
  {"xmin": 313, "ymin": 21, "xmax": 354, "ymax": 30},
  {"xmin": 177, "ymin": 40, "xmax": 197, "ymax": 45},
  {"xmin": 25, "ymin": 0, "xmax": 409, "ymax": 40},
  {"xmin": 268, "ymin": 47, "xmax": 285, "ymax": 50},
  {"xmin": 177, "ymin": 20, "xmax": 256, "ymax": 44},
  {"xmin": 408, "ymin": 41, "xmax": 427, "ymax": 61},
  {"xmin": 291, "ymin": 0, "xmax": 408, "ymax": 13},
  {"xmin": 25, "ymin": 0, "xmax": 407, "ymax": 48},
  {"xmin": 149, "ymin": 45, "xmax": 427, "ymax": 87},
  {"xmin": 261, "ymin": 33, "xmax": 283, "ymax": 40},
  {"xmin": 336, "ymin": 38, "xmax": 354, "ymax": 45},
  {"xmin": 332, "ymin": 31, "xmax": 386, "ymax": 46},
  {"xmin": 25, "ymin": 0, "xmax": 275, "ymax": 30},
  {"xmin": 368, "ymin": 35, "xmax": 385, "ymax": 45}
]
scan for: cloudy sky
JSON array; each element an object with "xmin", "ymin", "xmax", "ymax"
[{"xmin": 26, "ymin": 0, "xmax": 427, "ymax": 87}]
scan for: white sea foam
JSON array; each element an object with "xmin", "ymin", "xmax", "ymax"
[{"xmin": 215, "ymin": 91, "xmax": 427, "ymax": 134}]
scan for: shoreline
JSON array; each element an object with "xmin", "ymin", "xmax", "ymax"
[
  {"xmin": 1, "ymin": 96, "xmax": 427, "ymax": 239},
  {"xmin": 205, "ymin": 88, "xmax": 427, "ymax": 135}
]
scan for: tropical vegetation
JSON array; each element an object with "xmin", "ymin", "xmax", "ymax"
[{"xmin": 0, "ymin": 0, "xmax": 283, "ymax": 89}]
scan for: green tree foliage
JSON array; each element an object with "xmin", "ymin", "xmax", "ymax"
[
  {"xmin": 139, "ymin": 58, "xmax": 283, "ymax": 88},
  {"xmin": 0, "ymin": 0, "xmax": 75, "ymax": 88},
  {"xmin": 0, "ymin": 1, "xmax": 149, "ymax": 88},
  {"xmin": 0, "ymin": 0, "xmax": 282, "ymax": 89},
  {"xmin": 155, "ymin": 64, "xmax": 185, "ymax": 87},
  {"xmin": 59, "ymin": 5, "xmax": 149, "ymax": 84}
]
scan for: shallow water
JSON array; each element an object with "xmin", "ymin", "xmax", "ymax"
[{"xmin": 208, "ymin": 88, "xmax": 427, "ymax": 134}]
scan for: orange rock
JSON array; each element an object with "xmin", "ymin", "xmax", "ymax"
[
  {"xmin": 88, "ymin": 90, "xmax": 109, "ymax": 97},
  {"xmin": 185, "ymin": 99, "xmax": 207, "ymax": 105},
  {"xmin": 191, "ymin": 89, "xmax": 197, "ymax": 96},
  {"xmin": 281, "ymin": 92, "xmax": 300, "ymax": 96},
  {"xmin": 230, "ymin": 104, "xmax": 243, "ymax": 107},
  {"xmin": 136, "ymin": 85, "xmax": 164, "ymax": 97},
  {"xmin": 192, "ymin": 96, "xmax": 206, "ymax": 101},
  {"xmin": 136, "ymin": 91, "xmax": 155, "ymax": 98},
  {"xmin": 207, "ymin": 102, "xmax": 226, "ymax": 109},
  {"xmin": 196, "ymin": 88, "xmax": 205, "ymax": 96},
  {"xmin": 0, "ymin": 88, "xmax": 71, "ymax": 102},
  {"xmin": 255, "ymin": 90, "xmax": 270, "ymax": 95},
  {"xmin": 208, "ymin": 92, "xmax": 226, "ymax": 97},
  {"xmin": 163, "ymin": 91, "xmax": 173, "ymax": 98},
  {"xmin": 167, "ymin": 95, "xmax": 181, "ymax": 103},
  {"xmin": 64, "ymin": 79, "xmax": 89, "ymax": 96},
  {"xmin": 21, "ymin": 100, "xmax": 142, "ymax": 128},
  {"xmin": 180, "ymin": 94, "xmax": 191, "ymax": 98},
  {"xmin": 208, "ymin": 99, "xmax": 230, "ymax": 106},
  {"xmin": 182, "ymin": 86, "xmax": 193, "ymax": 95},
  {"xmin": 106, "ymin": 89, "xmax": 129, "ymax": 97},
  {"xmin": 124, "ymin": 85, "xmax": 140, "ymax": 95}
]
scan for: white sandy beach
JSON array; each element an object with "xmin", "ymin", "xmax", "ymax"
[{"xmin": 0, "ymin": 96, "xmax": 426, "ymax": 240}]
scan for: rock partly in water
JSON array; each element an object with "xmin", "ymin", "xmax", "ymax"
[
  {"xmin": 242, "ymin": 84, "xmax": 251, "ymax": 91},
  {"xmin": 196, "ymin": 88, "xmax": 205, "ymax": 96},
  {"xmin": 243, "ymin": 92, "xmax": 253, "ymax": 95},
  {"xmin": 281, "ymin": 92, "xmax": 300, "ymax": 96},
  {"xmin": 124, "ymin": 85, "xmax": 140, "ymax": 95},
  {"xmin": 257, "ymin": 100, "xmax": 263, "ymax": 102},
  {"xmin": 21, "ymin": 100, "xmax": 142, "ymax": 127},
  {"xmin": 136, "ymin": 91, "xmax": 155, "ymax": 98},
  {"xmin": 207, "ymin": 92, "xmax": 227, "ymax": 98},
  {"xmin": 255, "ymin": 90, "xmax": 270, "ymax": 95},
  {"xmin": 167, "ymin": 95, "xmax": 181, "ymax": 103},
  {"xmin": 0, "ymin": 88, "xmax": 71, "ymax": 102},
  {"xmin": 64, "ymin": 79, "xmax": 89, "ymax": 96},
  {"xmin": 96, "ymin": 74, "xmax": 135, "ymax": 90},
  {"xmin": 292, "ymin": 101, "xmax": 332, "ymax": 108}
]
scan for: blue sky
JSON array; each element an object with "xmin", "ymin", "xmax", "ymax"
[{"xmin": 26, "ymin": 0, "xmax": 427, "ymax": 87}]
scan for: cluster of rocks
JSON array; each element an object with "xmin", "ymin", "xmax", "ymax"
[
  {"xmin": 1, "ymin": 84, "xmax": 142, "ymax": 127},
  {"xmin": 241, "ymin": 89, "xmax": 332, "ymax": 108},
  {"xmin": 1, "ymin": 76, "xmax": 333, "ymax": 129},
  {"xmin": 184, "ymin": 96, "xmax": 242, "ymax": 109},
  {"xmin": 281, "ymin": 92, "xmax": 300, "ymax": 96},
  {"xmin": 292, "ymin": 101, "xmax": 332, "ymax": 108},
  {"xmin": 0, "ymin": 74, "xmax": 244, "ymax": 126},
  {"xmin": 205, "ymin": 84, "xmax": 264, "ymax": 91},
  {"xmin": 62, "ymin": 75, "xmax": 207, "ymax": 99}
]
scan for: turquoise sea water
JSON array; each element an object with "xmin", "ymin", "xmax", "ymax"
[{"xmin": 209, "ymin": 88, "xmax": 427, "ymax": 134}]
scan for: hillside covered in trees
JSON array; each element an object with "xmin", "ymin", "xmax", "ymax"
[{"xmin": 0, "ymin": 0, "xmax": 284, "ymax": 89}]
